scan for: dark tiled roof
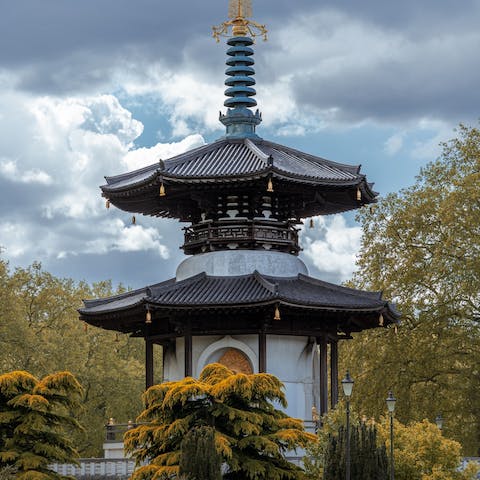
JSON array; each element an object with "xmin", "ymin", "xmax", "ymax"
[
  {"xmin": 102, "ymin": 138, "xmax": 370, "ymax": 193},
  {"xmin": 80, "ymin": 271, "xmax": 399, "ymax": 318}
]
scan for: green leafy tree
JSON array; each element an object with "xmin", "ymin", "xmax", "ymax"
[
  {"xmin": 0, "ymin": 370, "xmax": 84, "ymax": 480},
  {"xmin": 305, "ymin": 406, "xmax": 478, "ymax": 480},
  {"xmin": 125, "ymin": 363, "xmax": 316, "ymax": 480},
  {"xmin": 179, "ymin": 425, "xmax": 222, "ymax": 480},
  {"xmin": 342, "ymin": 123, "xmax": 480, "ymax": 453},
  {"xmin": 0, "ymin": 259, "xmax": 146, "ymax": 456},
  {"xmin": 377, "ymin": 419, "xmax": 479, "ymax": 480}
]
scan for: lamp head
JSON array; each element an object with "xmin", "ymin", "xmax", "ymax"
[
  {"xmin": 341, "ymin": 370, "xmax": 354, "ymax": 398},
  {"xmin": 435, "ymin": 414, "xmax": 443, "ymax": 430},
  {"xmin": 386, "ymin": 391, "xmax": 396, "ymax": 413}
]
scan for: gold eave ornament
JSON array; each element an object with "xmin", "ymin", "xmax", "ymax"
[
  {"xmin": 159, "ymin": 182, "xmax": 166, "ymax": 197},
  {"xmin": 267, "ymin": 177, "xmax": 274, "ymax": 193}
]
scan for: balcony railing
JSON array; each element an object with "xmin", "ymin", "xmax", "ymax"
[{"xmin": 183, "ymin": 219, "xmax": 300, "ymax": 255}]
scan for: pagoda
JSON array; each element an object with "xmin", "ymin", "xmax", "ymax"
[{"xmin": 79, "ymin": 0, "xmax": 399, "ymax": 423}]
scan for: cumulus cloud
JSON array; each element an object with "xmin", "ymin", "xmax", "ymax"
[
  {"xmin": 0, "ymin": 89, "xmax": 198, "ymax": 283},
  {"xmin": 384, "ymin": 132, "xmax": 405, "ymax": 156},
  {"xmin": 300, "ymin": 215, "xmax": 362, "ymax": 282},
  {"xmin": 123, "ymin": 134, "xmax": 205, "ymax": 171},
  {"xmin": 286, "ymin": 9, "xmax": 480, "ymax": 125},
  {"xmin": 0, "ymin": 159, "xmax": 53, "ymax": 185},
  {"xmin": 84, "ymin": 219, "xmax": 169, "ymax": 259}
]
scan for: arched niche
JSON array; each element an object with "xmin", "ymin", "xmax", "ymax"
[{"xmin": 196, "ymin": 335, "xmax": 258, "ymax": 376}]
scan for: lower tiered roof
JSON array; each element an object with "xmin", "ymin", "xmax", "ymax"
[{"xmin": 80, "ymin": 271, "xmax": 399, "ymax": 339}]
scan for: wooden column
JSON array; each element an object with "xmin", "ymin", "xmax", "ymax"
[
  {"xmin": 259, "ymin": 331, "xmax": 267, "ymax": 373},
  {"xmin": 145, "ymin": 338, "xmax": 154, "ymax": 390},
  {"xmin": 184, "ymin": 327, "xmax": 193, "ymax": 377},
  {"xmin": 330, "ymin": 341, "xmax": 339, "ymax": 408},
  {"xmin": 318, "ymin": 337, "xmax": 328, "ymax": 416}
]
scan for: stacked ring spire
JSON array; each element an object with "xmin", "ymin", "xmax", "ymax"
[{"xmin": 224, "ymin": 37, "xmax": 257, "ymax": 109}]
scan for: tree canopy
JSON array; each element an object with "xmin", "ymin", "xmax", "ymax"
[
  {"xmin": 0, "ymin": 259, "xmax": 146, "ymax": 456},
  {"xmin": 124, "ymin": 363, "xmax": 316, "ymax": 480},
  {"xmin": 341, "ymin": 123, "xmax": 480, "ymax": 453}
]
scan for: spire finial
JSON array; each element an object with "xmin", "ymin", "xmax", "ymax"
[
  {"xmin": 214, "ymin": 0, "xmax": 266, "ymax": 139},
  {"xmin": 213, "ymin": 0, "xmax": 268, "ymax": 42}
]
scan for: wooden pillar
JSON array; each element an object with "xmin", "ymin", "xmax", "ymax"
[
  {"xmin": 145, "ymin": 338, "xmax": 154, "ymax": 390},
  {"xmin": 259, "ymin": 331, "xmax": 267, "ymax": 373},
  {"xmin": 330, "ymin": 340, "xmax": 339, "ymax": 408},
  {"xmin": 318, "ymin": 337, "xmax": 328, "ymax": 416},
  {"xmin": 184, "ymin": 327, "xmax": 193, "ymax": 377}
]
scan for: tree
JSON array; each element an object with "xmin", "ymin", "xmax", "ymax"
[
  {"xmin": 304, "ymin": 403, "xmax": 387, "ymax": 480},
  {"xmin": 0, "ymin": 258, "xmax": 147, "ymax": 456},
  {"xmin": 376, "ymin": 419, "xmax": 479, "ymax": 480},
  {"xmin": 305, "ymin": 406, "xmax": 478, "ymax": 480},
  {"xmin": 179, "ymin": 426, "xmax": 222, "ymax": 480},
  {"xmin": 323, "ymin": 423, "xmax": 388, "ymax": 480},
  {"xmin": 0, "ymin": 370, "xmax": 84, "ymax": 480},
  {"xmin": 342, "ymin": 123, "xmax": 480, "ymax": 453},
  {"xmin": 124, "ymin": 363, "xmax": 316, "ymax": 480}
]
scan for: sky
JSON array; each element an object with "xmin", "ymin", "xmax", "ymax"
[{"xmin": 0, "ymin": 0, "xmax": 479, "ymax": 289}]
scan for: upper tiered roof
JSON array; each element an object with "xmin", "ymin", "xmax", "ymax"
[{"xmin": 102, "ymin": 137, "xmax": 376, "ymax": 219}]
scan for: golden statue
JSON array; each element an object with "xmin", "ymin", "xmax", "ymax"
[{"xmin": 213, "ymin": 0, "xmax": 268, "ymax": 41}]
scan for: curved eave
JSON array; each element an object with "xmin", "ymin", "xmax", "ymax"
[
  {"xmin": 79, "ymin": 273, "xmax": 400, "ymax": 332},
  {"xmin": 101, "ymin": 170, "xmax": 376, "ymax": 206}
]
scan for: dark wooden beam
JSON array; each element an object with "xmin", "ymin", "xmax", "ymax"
[
  {"xmin": 184, "ymin": 326, "xmax": 193, "ymax": 377},
  {"xmin": 145, "ymin": 338, "xmax": 154, "ymax": 390},
  {"xmin": 330, "ymin": 341, "xmax": 339, "ymax": 409},
  {"xmin": 318, "ymin": 337, "xmax": 328, "ymax": 416},
  {"xmin": 259, "ymin": 331, "xmax": 267, "ymax": 373}
]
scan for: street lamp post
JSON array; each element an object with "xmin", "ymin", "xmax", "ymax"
[
  {"xmin": 386, "ymin": 391, "xmax": 396, "ymax": 480},
  {"xmin": 342, "ymin": 371, "xmax": 354, "ymax": 480},
  {"xmin": 435, "ymin": 414, "xmax": 444, "ymax": 430}
]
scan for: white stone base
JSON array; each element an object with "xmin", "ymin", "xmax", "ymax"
[{"xmin": 176, "ymin": 250, "xmax": 308, "ymax": 280}]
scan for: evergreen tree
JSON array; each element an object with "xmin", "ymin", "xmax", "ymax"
[
  {"xmin": 125, "ymin": 363, "xmax": 316, "ymax": 480},
  {"xmin": 323, "ymin": 423, "xmax": 388, "ymax": 480},
  {"xmin": 179, "ymin": 426, "xmax": 222, "ymax": 480},
  {"xmin": 0, "ymin": 370, "xmax": 84, "ymax": 480}
]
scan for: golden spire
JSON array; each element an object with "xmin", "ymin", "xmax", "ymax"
[{"xmin": 213, "ymin": 0, "xmax": 267, "ymax": 42}]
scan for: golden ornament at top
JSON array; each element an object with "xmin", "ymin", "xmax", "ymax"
[{"xmin": 213, "ymin": 0, "xmax": 267, "ymax": 41}]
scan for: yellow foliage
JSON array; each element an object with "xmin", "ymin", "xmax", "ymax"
[
  {"xmin": 0, "ymin": 369, "xmax": 83, "ymax": 479},
  {"xmin": 377, "ymin": 418, "xmax": 478, "ymax": 480},
  {"xmin": 0, "ymin": 371, "xmax": 37, "ymax": 396},
  {"xmin": 214, "ymin": 431, "xmax": 233, "ymax": 458},
  {"xmin": 9, "ymin": 394, "xmax": 49, "ymax": 411},
  {"xmin": 16, "ymin": 471, "xmax": 51, "ymax": 480},
  {"xmin": 199, "ymin": 362, "xmax": 233, "ymax": 383}
]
